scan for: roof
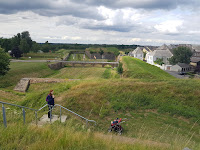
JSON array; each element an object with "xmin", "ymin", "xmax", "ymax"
[
  {"xmin": 144, "ymin": 46, "xmax": 158, "ymax": 52},
  {"xmin": 191, "ymin": 57, "xmax": 200, "ymax": 63},
  {"xmin": 131, "ymin": 47, "xmax": 143, "ymax": 55},
  {"xmin": 147, "ymin": 44, "xmax": 173, "ymax": 57},
  {"xmin": 156, "ymin": 44, "xmax": 170, "ymax": 51},
  {"xmin": 150, "ymin": 50, "xmax": 173, "ymax": 58},
  {"xmin": 177, "ymin": 63, "xmax": 190, "ymax": 68},
  {"xmin": 168, "ymin": 44, "xmax": 178, "ymax": 50}
]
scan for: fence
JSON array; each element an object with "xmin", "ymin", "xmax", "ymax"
[{"xmin": 0, "ymin": 101, "xmax": 96, "ymax": 128}]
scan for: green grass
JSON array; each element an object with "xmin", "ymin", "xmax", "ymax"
[
  {"xmin": 0, "ymin": 62, "xmax": 57, "ymax": 89},
  {"xmin": 122, "ymin": 56, "xmax": 175, "ymax": 80},
  {"xmin": 3, "ymin": 79, "xmax": 199, "ymax": 149},
  {"xmin": 51, "ymin": 67, "xmax": 111, "ymax": 79},
  {"xmin": 1, "ymin": 57, "xmax": 200, "ymax": 149},
  {"xmin": 0, "ymin": 122, "xmax": 170, "ymax": 150}
]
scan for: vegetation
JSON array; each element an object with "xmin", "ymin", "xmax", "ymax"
[
  {"xmin": 0, "ymin": 123, "xmax": 169, "ymax": 150},
  {"xmin": 117, "ymin": 62, "xmax": 123, "ymax": 75},
  {"xmin": 10, "ymin": 46, "xmax": 22, "ymax": 58},
  {"xmin": 169, "ymin": 47, "xmax": 193, "ymax": 65},
  {"xmin": 154, "ymin": 58, "xmax": 164, "ymax": 65},
  {"xmin": 87, "ymin": 47, "xmax": 120, "ymax": 56},
  {"xmin": 122, "ymin": 57, "xmax": 174, "ymax": 80},
  {"xmin": 0, "ymin": 47, "xmax": 10, "ymax": 76},
  {"xmin": 0, "ymin": 62, "xmax": 57, "ymax": 88},
  {"xmin": 1, "ymin": 55, "xmax": 200, "ymax": 149}
]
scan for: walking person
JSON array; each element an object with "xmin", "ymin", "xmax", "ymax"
[{"xmin": 46, "ymin": 90, "xmax": 55, "ymax": 118}]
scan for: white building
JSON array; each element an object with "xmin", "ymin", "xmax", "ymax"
[
  {"xmin": 146, "ymin": 44, "xmax": 173, "ymax": 65},
  {"xmin": 128, "ymin": 47, "xmax": 144, "ymax": 61}
]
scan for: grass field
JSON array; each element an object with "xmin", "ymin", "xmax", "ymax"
[
  {"xmin": 51, "ymin": 66, "xmax": 119, "ymax": 79},
  {"xmin": 0, "ymin": 62, "xmax": 57, "ymax": 89},
  {"xmin": 0, "ymin": 56, "xmax": 200, "ymax": 149}
]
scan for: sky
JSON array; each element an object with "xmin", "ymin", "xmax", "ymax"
[{"xmin": 0, "ymin": 0, "xmax": 200, "ymax": 46}]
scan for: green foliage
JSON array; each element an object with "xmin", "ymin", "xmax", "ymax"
[
  {"xmin": 0, "ymin": 47, "xmax": 10, "ymax": 76},
  {"xmin": 10, "ymin": 46, "xmax": 22, "ymax": 58},
  {"xmin": 42, "ymin": 41, "xmax": 50, "ymax": 52},
  {"xmin": 31, "ymin": 41, "xmax": 40, "ymax": 53},
  {"xmin": 99, "ymin": 48, "xmax": 104, "ymax": 55},
  {"xmin": 19, "ymin": 39, "xmax": 30, "ymax": 53},
  {"xmin": 154, "ymin": 58, "xmax": 164, "ymax": 65},
  {"xmin": 117, "ymin": 62, "xmax": 123, "ymax": 74},
  {"xmin": 169, "ymin": 46, "xmax": 193, "ymax": 65},
  {"xmin": 102, "ymin": 68, "xmax": 111, "ymax": 79}
]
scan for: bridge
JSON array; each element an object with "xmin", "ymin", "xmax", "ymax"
[
  {"xmin": 11, "ymin": 60, "xmax": 119, "ymax": 69},
  {"xmin": 48, "ymin": 61, "xmax": 119, "ymax": 70},
  {"xmin": 10, "ymin": 60, "xmax": 119, "ymax": 69}
]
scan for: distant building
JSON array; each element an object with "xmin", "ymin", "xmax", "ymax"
[
  {"xmin": 146, "ymin": 44, "xmax": 173, "ymax": 65},
  {"xmin": 170, "ymin": 63, "xmax": 192, "ymax": 72},
  {"xmin": 128, "ymin": 47, "xmax": 144, "ymax": 60},
  {"xmin": 190, "ymin": 50, "xmax": 200, "ymax": 72}
]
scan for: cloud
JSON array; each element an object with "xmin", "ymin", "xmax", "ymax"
[
  {"xmin": 154, "ymin": 20, "xmax": 183, "ymax": 33},
  {"xmin": 0, "ymin": 1, "xmax": 200, "ymax": 45}
]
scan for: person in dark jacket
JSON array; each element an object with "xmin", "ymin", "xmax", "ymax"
[{"xmin": 46, "ymin": 90, "xmax": 55, "ymax": 118}]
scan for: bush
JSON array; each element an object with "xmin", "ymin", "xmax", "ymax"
[
  {"xmin": 0, "ymin": 47, "xmax": 10, "ymax": 76},
  {"xmin": 117, "ymin": 63, "xmax": 123, "ymax": 74}
]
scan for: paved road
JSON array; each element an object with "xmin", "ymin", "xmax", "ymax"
[{"xmin": 164, "ymin": 70, "xmax": 189, "ymax": 79}]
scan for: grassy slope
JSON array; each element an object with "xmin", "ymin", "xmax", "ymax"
[
  {"xmin": 0, "ymin": 123, "xmax": 168, "ymax": 150},
  {"xmin": 50, "ymin": 66, "xmax": 119, "ymax": 79},
  {"xmin": 0, "ymin": 62, "xmax": 57, "ymax": 89},
  {"xmin": 0, "ymin": 57, "xmax": 200, "ymax": 149},
  {"xmin": 122, "ymin": 56, "xmax": 174, "ymax": 80}
]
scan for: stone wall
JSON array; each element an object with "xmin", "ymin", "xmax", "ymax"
[{"xmin": 14, "ymin": 78, "xmax": 75, "ymax": 92}]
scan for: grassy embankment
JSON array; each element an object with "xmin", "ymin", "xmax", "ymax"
[
  {"xmin": 0, "ymin": 62, "xmax": 58, "ymax": 89},
  {"xmin": 0, "ymin": 56, "xmax": 200, "ymax": 149}
]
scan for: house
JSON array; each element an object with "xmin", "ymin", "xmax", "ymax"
[
  {"xmin": 190, "ymin": 50, "xmax": 200, "ymax": 72},
  {"xmin": 128, "ymin": 47, "xmax": 144, "ymax": 60},
  {"xmin": 170, "ymin": 63, "xmax": 192, "ymax": 72},
  {"xmin": 146, "ymin": 44, "xmax": 173, "ymax": 65}
]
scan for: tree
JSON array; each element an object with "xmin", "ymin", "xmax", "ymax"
[
  {"xmin": 42, "ymin": 41, "xmax": 50, "ymax": 52},
  {"xmin": 154, "ymin": 58, "xmax": 164, "ymax": 65},
  {"xmin": 0, "ymin": 38, "xmax": 12, "ymax": 52},
  {"xmin": 0, "ymin": 47, "xmax": 10, "ymax": 76},
  {"xmin": 31, "ymin": 41, "xmax": 40, "ymax": 52},
  {"xmin": 99, "ymin": 48, "xmax": 104, "ymax": 59},
  {"xmin": 10, "ymin": 46, "xmax": 22, "ymax": 58},
  {"xmin": 169, "ymin": 47, "xmax": 193, "ymax": 65},
  {"xmin": 117, "ymin": 62, "xmax": 123, "ymax": 75},
  {"xmin": 19, "ymin": 39, "xmax": 30, "ymax": 53}
]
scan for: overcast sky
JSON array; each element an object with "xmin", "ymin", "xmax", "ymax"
[{"xmin": 0, "ymin": 0, "xmax": 200, "ymax": 46}]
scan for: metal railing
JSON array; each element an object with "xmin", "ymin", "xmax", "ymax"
[{"xmin": 0, "ymin": 101, "xmax": 96, "ymax": 128}]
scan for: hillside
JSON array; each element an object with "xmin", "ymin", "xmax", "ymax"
[
  {"xmin": 122, "ymin": 56, "xmax": 174, "ymax": 80},
  {"xmin": 0, "ymin": 56, "xmax": 200, "ymax": 149}
]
